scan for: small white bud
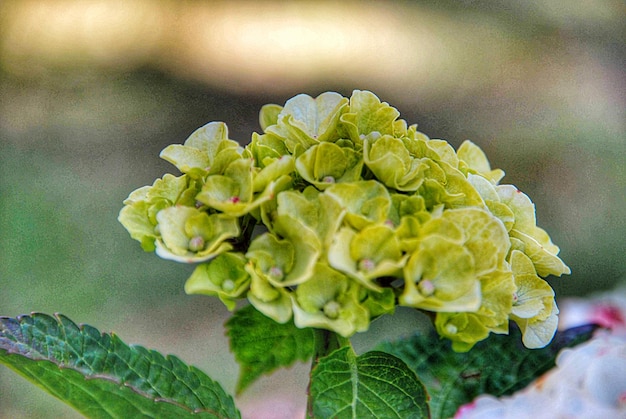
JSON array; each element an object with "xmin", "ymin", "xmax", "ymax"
[
  {"xmin": 188, "ymin": 236, "xmax": 205, "ymax": 252},
  {"xmin": 323, "ymin": 301, "xmax": 341, "ymax": 319}
]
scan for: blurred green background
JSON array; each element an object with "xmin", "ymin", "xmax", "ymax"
[{"xmin": 1, "ymin": 1, "xmax": 624, "ymax": 417}]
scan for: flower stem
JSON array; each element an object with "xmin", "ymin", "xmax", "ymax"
[{"xmin": 306, "ymin": 330, "xmax": 351, "ymax": 417}]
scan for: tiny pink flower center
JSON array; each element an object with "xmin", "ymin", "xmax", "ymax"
[
  {"xmin": 419, "ymin": 280, "xmax": 435, "ymax": 296},
  {"xmin": 268, "ymin": 266, "xmax": 284, "ymax": 281},
  {"xmin": 358, "ymin": 258, "xmax": 376, "ymax": 272}
]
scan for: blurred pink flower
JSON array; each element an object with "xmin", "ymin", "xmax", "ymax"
[{"xmin": 456, "ymin": 287, "xmax": 626, "ymax": 419}]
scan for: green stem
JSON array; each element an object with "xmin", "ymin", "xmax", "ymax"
[{"xmin": 306, "ymin": 330, "xmax": 351, "ymax": 418}]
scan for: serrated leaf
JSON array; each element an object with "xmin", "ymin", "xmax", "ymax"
[
  {"xmin": 225, "ymin": 304, "xmax": 318, "ymax": 393},
  {"xmin": 309, "ymin": 347, "xmax": 429, "ymax": 419},
  {"xmin": 0, "ymin": 313, "xmax": 240, "ymax": 419},
  {"xmin": 378, "ymin": 324, "xmax": 596, "ymax": 419}
]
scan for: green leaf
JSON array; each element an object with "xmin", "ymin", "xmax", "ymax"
[
  {"xmin": 0, "ymin": 313, "xmax": 240, "ymax": 419},
  {"xmin": 378, "ymin": 324, "xmax": 596, "ymax": 419},
  {"xmin": 309, "ymin": 346, "xmax": 430, "ymax": 419},
  {"xmin": 225, "ymin": 304, "xmax": 318, "ymax": 394}
]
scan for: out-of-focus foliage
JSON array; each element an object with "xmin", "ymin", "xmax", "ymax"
[
  {"xmin": 0, "ymin": 0, "xmax": 623, "ymax": 417},
  {"xmin": 379, "ymin": 324, "xmax": 597, "ymax": 419}
]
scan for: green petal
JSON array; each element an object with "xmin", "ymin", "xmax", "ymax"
[
  {"xmin": 496, "ymin": 185, "xmax": 537, "ymax": 231},
  {"xmin": 274, "ymin": 188, "xmax": 344, "ymax": 250},
  {"xmin": 328, "ymin": 225, "xmax": 405, "ymax": 291},
  {"xmin": 359, "ymin": 287, "xmax": 396, "ymax": 318},
  {"xmin": 395, "ymin": 215, "xmax": 424, "ymax": 253},
  {"xmin": 159, "ymin": 144, "xmax": 211, "ymax": 179},
  {"xmin": 426, "ymin": 139, "xmax": 460, "ymax": 168},
  {"xmin": 485, "ymin": 200, "xmax": 516, "ymax": 232},
  {"xmin": 457, "ymin": 140, "xmax": 505, "ymax": 184},
  {"xmin": 246, "ymin": 231, "xmax": 319, "ymax": 287},
  {"xmin": 118, "ymin": 174, "xmax": 202, "ymax": 252},
  {"xmin": 292, "ymin": 263, "xmax": 369, "ymax": 337},
  {"xmin": 160, "ymin": 122, "xmax": 242, "ymax": 178},
  {"xmin": 325, "ymin": 181, "xmax": 392, "ymax": 230},
  {"xmin": 418, "ymin": 215, "xmax": 465, "ymax": 243},
  {"xmin": 197, "ymin": 158, "xmax": 288, "ymax": 217},
  {"xmin": 200, "ymin": 158, "xmax": 253, "ymax": 203},
  {"xmin": 457, "ymin": 140, "xmax": 491, "ymax": 174},
  {"xmin": 513, "ymin": 300, "xmax": 559, "ymax": 349},
  {"xmin": 266, "ymin": 92, "xmax": 348, "ymax": 153},
  {"xmin": 295, "ymin": 142, "xmax": 363, "ymax": 189},
  {"xmin": 416, "ymin": 160, "xmax": 484, "ymax": 209},
  {"xmin": 117, "ymin": 201, "xmax": 157, "ymax": 252},
  {"xmin": 340, "ymin": 90, "xmax": 400, "ymax": 143},
  {"xmin": 507, "ymin": 250, "xmax": 559, "ymax": 348},
  {"xmin": 252, "ymin": 155, "xmax": 295, "ymax": 192},
  {"xmin": 497, "ymin": 185, "xmax": 571, "ymax": 276},
  {"xmin": 184, "ymin": 253, "xmax": 250, "ymax": 311},
  {"xmin": 474, "ymin": 268, "xmax": 516, "ymax": 329},
  {"xmin": 510, "ymin": 229, "xmax": 571, "ymax": 277},
  {"xmin": 147, "ymin": 174, "xmax": 198, "ymax": 206},
  {"xmin": 245, "ymin": 132, "xmax": 290, "ymax": 168},
  {"xmin": 433, "ymin": 161, "xmax": 485, "ymax": 208},
  {"xmin": 247, "ymin": 233, "xmax": 294, "ymax": 273},
  {"xmin": 389, "ymin": 194, "xmax": 431, "ymax": 251},
  {"xmin": 401, "ymin": 235, "xmax": 480, "ymax": 312},
  {"xmin": 435, "ymin": 312, "xmax": 491, "ymax": 352},
  {"xmin": 403, "ymin": 207, "xmax": 513, "ymax": 329},
  {"xmin": 247, "ymin": 272, "xmax": 293, "ymax": 324},
  {"xmin": 155, "ymin": 206, "xmax": 239, "ymax": 263},
  {"xmin": 259, "ymin": 103, "xmax": 283, "ymax": 131},
  {"xmin": 363, "ymin": 135, "xmax": 428, "ymax": 191},
  {"xmin": 510, "ymin": 250, "xmax": 555, "ymax": 319},
  {"xmin": 467, "ymin": 173, "xmax": 500, "ymax": 202},
  {"xmin": 440, "ymin": 208, "xmax": 510, "ymax": 276}
]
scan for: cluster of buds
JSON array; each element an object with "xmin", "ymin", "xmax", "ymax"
[{"xmin": 119, "ymin": 90, "xmax": 570, "ymax": 350}]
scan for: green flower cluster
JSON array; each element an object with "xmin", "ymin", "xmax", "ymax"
[{"xmin": 119, "ymin": 90, "xmax": 570, "ymax": 351}]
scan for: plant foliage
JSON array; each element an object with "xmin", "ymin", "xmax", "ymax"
[{"xmin": 0, "ymin": 313, "xmax": 240, "ymax": 419}]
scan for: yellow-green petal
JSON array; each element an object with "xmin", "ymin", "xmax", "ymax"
[
  {"xmin": 292, "ymin": 263, "xmax": 369, "ymax": 337},
  {"xmin": 184, "ymin": 253, "xmax": 250, "ymax": 311}
]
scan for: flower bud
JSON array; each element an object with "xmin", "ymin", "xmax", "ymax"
[
  {"xmin": 418, "ymin": 280, "xmax": 435, "ymax": 296},
  {"xmin": 323, "ymin": 301, "xmax": 341, "ymax": 319},
  {"xmin": 188, "ymin": 236, "xmax": 205, "ymax": 252}
]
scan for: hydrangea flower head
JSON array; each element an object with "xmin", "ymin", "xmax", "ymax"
[{"xmin": 119, "ymin": 90, "xmax": 570, "ymax": 349}]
